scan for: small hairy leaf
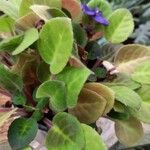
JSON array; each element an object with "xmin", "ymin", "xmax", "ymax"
[
  {"xmin": 110, "ymin": 86, "xmax": 142, "ymax": 110},
  {"xmin": 8, "ymin": 118, "xmax": 38, "ymax": 150},
  {"xmin": 105, "ymin": 8, "xmax": 134, "ymax": 43},
  {"xmin": 12, "ymin": 28, "xmax": 39, "ymax": 55},
  {"xmin": 82, "ymin": 124, "xmax": 107, "ymax": 150},
  {"xmin": 132, "ymin": 61, "xmax": 150, "ymax": 84},
  {"xmin": 45, "ymin": 112, "xmax": 85, "ymax": 150},
  {"xmin": 38, "ymin": 17, "xmax": 73, "ymax": 74},
  {"xmin": 84, "ymin": 83, "xmax": 115, "ymax": 115},
  {"xmin": 36, "ymin": 80, "xmax": 66, "ymax": 112},
  {"xmin": 114, "ymin": 44, "xmax": 150, "ymax": 74},
  {"xmin": 56, "ymin": 66, "xmax": 91, "ymax": 108},
  {"xmin": 115, "ymin": 117, "xmax": 143, "ymax": 146},
  {"xmin": 69, "ymin": 88, "xmax": 107, "ymax": 124}
]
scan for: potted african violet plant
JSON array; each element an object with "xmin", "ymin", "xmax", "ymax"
[{"xmin": 0, "ymin": 0, "xmax": 150, "ymax": 149}]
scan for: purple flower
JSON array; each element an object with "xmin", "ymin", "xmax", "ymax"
[{"xmin": 81, "ymin": 4, "xmax": 109, "ymax": 26}]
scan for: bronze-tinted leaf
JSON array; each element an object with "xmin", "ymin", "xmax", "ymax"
[
  {"xmin": 84, "ymin": 83, "xmax": 115, "ymax": 115},
  {"xmin": 69, "ymin": 88, "xmax": 106, "ymax": 124},
  {"xmin": 114, "ymin": 44, "xmax": 150, "ymax": 74},
  {"xmin": 61, "ymin": 0, "xmax": 82, "ymax": 22},
  {"xmin": 15, "ymin": 12, "xmax": 40, "ymax": 30},
  {"xmin": 115, "ymin": 117, "xmax": 143, "ymax": 146}
]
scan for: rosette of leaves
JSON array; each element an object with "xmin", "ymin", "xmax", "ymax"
[{"xmin": 0, "ymin": 0, "xmax": 150, "ymax": 149}]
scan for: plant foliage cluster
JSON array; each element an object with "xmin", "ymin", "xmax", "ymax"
[{"xmin": 0, "ymin": 0, "xmax": 150, "ymax": 149}]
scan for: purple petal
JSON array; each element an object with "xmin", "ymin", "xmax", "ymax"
[
  {"xmin": 81, "ymin": 4, "xmax": 95, "ymax": 16},
  {"xmin": 93, "ymin": 14, "xmax": 109, "ymax": 26}
]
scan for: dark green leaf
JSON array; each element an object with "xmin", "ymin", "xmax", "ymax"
[
  {"xmin": 12, "ymin": 90, "xmax": 26, "ymax": 106},
  {"xmin": 32, "ymin": 98, "xmax": 49, "ymax": 121},
  {"xmin": 72, "ymin": 23, "xmax": 88, "ymax": 48},
  {"xmin": 37, "ymin": 62, "xmax": 50, "ymax": 82},
  {"xmin": 8, "ymin": 118, "xmax": 38, "ymax": 150}
]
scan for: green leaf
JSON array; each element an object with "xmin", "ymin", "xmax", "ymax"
[
  {"xmin": 12, "ymin": 28, "xmax": 39, "ymax": 55},
  {"xmin": 114, "ymin": 44, "xmax": 150, "ymax": 74},
  {"xmin": 38, "ymin": 17, "xmax": 73, "ymax": 74},
  {"xmin": 36, "ymin": 80, "xmax": 67, "ymax": 112},
  {"xmin": 106, "ymin": 73, "xmax": 141, "ymax": 90},
  {"xmin": 45, "ymin": 112, "xmax": 85, "ymax": 150},
  {"xmin": 56, "ymin": 66, "xmax": 91, "ymax": 107},
  {"xmin": 0, "ymin": 0, "xmax": 20, "ymax": 19},
  {"xmin": 69, "ymin": 88, "xmax": 107, "ymax": 124},
  {"xmin": 88, "ymin": 0, "xmax": 112, "ymax": 18},
  {"xmin": 0, "ymin": 16, "xmax": 14, "ymax": 32},
  {"xmin": 0, "ymin": 34, "xmax": 23, "ymax": 52},
  {"xmin": 132, "ymin": 61, "xmax": 150, "ymax": 84},
  {"xmin": 12, "ymin": 90, "xmax": 26, "ymax": 106},
  {"xmin": 8, "ymin": 118, "xmax": 38, "ymax": 150},
  {"xmin": 105, "ymin": 8, "xmax": 134, "ymax": 43},
  {"xmin": 84, "ymin": 83, "xmax": 115, "ymax": 115},
  {"xmin": 82, "ymin": 124, "xmax": 107, "ymax": 150},
  {"xmin": 0, "ymin": 108, "xmax": 17, "ymax": 127},
  {"xmin": 129, "ymin": 85, "xmax": 150, "ymax": 123},
  {"xmin": 0, "ymin": 65, "xmax": 23, "ymax": 93},
  {"xmin": 93, "ymin": 67, "xmax": 107, "ymax": 79},
  {"xmin": 72, "ymin": 23, "xmax": 88, "ymax": 48},
  {"xmin": 110, "ymin": 86, "xmax": 142, "ymax": 110},
  {"xmin": 30, "ymin": 5, "xmax": 66, "ymax": 21},
  {"xmin": 115, "ymin": 117, "xmax": 143, "ymax": 146},
  {"xmin": 32, "ymin": 98, "xmax": 49, "ymax": 121},
  {"xmin": 36, "ymin": 62, "xmax": 50, "ymax": 82},
  {"xmin": 19, "ymin": 0, "xmax": 61, "ymax": 16}
]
